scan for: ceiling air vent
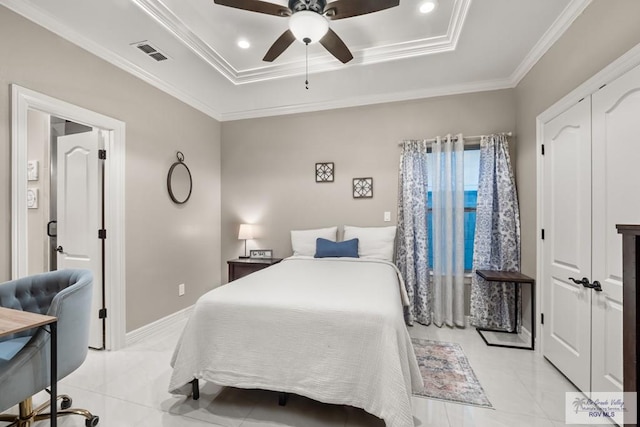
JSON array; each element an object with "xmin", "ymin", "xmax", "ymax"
[
  {"xmin": 149, "ymin": 52, "xmax": 168, "ymax": 62},
  {"xmin": 131, "ymin": 41, "xmax": 169, "ymax": 62}
]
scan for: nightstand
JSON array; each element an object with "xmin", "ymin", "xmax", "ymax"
[{"xmin": 227, "ymin": 258, "xmax": 283, "ymax": 282}]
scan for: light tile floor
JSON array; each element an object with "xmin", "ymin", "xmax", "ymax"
[{"xmin": 5, "ymin": 321, "xmax": 604, "ymax": 427}]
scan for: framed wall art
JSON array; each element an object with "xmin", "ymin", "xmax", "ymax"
[
  {"xmin": 353, "ymin": 178, "xmax": 373, "ymax": 199},
  {"xmin": 315, "ymin": 162, "xmax": 334, "ymax": 183}
]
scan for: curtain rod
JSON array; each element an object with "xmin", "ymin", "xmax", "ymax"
[{"xmin": 398, "ymin": 132, "xmax": 513, "ymax": 146}]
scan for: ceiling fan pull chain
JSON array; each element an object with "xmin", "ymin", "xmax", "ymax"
[{"xmin": 304, "ymin": 37, "xmax": 310, "ymax": 90}]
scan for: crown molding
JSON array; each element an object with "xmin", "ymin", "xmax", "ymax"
[
  {"xmin": 219, "ymin": 77, "xmax": 513, "ymax": 121},
  {"xmin": 1, "ymin": 0, "xmax": 223, "ymax": 121},
  {"xmin": 3, "ymin": 0, "xmax": 587, "ymax": 123},
  {"xmin": 509, "ymin": 0, "xmax": 593, "ymax": 86},
  {"xmin": 133, "ymin": 0, "xmax": 472, "ymax": 85},
  {"xmin": 235, "ymin": 0, "xmax": 592, "ymax": 122}
]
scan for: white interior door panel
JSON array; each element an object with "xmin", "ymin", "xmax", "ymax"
[
  {"xmin": 591, "ymin": 64, "xmax": 640, "ymax": 393},
  {"xmin": 542, "ymin": 99, "xmax": 592, "ymax": 392},
  {"xmin": 57, "ymin": 129, "xmax": 104, "ymax": 349}
]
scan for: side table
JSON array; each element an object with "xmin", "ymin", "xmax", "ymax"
[
  {"xmin": 475, "ymin": 270, "xmax": 535, "ymax": 350},
  {"xmin": 227, "ymin": 258, "xmax": 283, "ymax": 282}
]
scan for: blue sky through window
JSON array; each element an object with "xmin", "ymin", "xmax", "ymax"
[{"xmin": 426, "ymin": 149, "xmax": 480, "ymax": 271}]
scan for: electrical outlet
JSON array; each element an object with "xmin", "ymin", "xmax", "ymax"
[
  {"xmin": 178, "ymin": 283, "xmax": 185, "ymax": 296},
  {"xmin": 384, "ymin": 211, "xmax": 391, "ymax": 222}
]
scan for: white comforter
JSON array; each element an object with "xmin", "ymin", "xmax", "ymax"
[{"xmin": 169, "ymin": 257, "xmax": 423, "ymax": 427}]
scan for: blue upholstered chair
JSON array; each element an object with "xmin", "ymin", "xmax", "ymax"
[{"xmin": 0, "ymin": 269, "xmax": 99, "ymax": 427}]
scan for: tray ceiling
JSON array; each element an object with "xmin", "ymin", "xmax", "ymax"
[{"xmin": 2, "ymin": 0, "xmax": 590, "ymax": 120}]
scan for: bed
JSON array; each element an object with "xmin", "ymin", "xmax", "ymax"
[{"xmin": 169, "ymin": 255, "xmax": 423, "ymax": 427}]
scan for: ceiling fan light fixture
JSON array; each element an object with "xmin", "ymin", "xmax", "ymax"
[
  {"xmin": 419, "ymin": 0, "xmax": 438, "ymax": 14},
  {"xmin": 288, "ymin": 11, "xmax": 329, "ymax": 44}
]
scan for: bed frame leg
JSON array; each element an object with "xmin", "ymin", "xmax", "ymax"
[
  {"xmin": 191, "ymin": 379, "xmax": 200, "ymax": 400},
  {"xmin": 278, "ymin": 392, "xmax": 289, "ymax": 406}
]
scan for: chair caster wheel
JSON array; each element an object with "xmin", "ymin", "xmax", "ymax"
[
  {"xmin": 61, "ymin": 397, "xmax": 72, "ymax": 410},
  {"xmin": 86, "ymin": 415, "xmax": 99, "ymax": 426}
]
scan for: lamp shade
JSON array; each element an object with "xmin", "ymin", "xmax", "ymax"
[
  {"xmin": 288, "ymin": 11, "xmax": 329, "ymax": 44},
  {"xmin": 238, "ymin": 224, "xmax": 254, "ymax": 240}
]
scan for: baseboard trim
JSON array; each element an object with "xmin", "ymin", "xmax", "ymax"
[{"xmin": 125, "ymin": 305, "xmax": 193, "ymax": 347}]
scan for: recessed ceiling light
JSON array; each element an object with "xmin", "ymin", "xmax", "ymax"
[
  {"xmin": 238, "ymin": 39, "xmax": 250, "ymax": 49},
  {"xmin": 420, "ymin": 0, "xmax": 438, "ymax": 14}
]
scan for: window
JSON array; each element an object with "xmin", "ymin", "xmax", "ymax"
[{"xmin": 426, "ymin": 148, "xmax": 480, "ymax": 271}]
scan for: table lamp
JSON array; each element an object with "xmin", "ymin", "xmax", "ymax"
[{"xmin": 238, "ymin": 224, "xmax": 254, "ymax": 259}]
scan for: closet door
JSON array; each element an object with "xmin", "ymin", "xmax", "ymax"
[
  {"xmin": 542, "ymin": 99, "xmax": 592, "ymax": 392},
  {"xmin": 591, "ymin": 63, "xmax": 640, "ymax": 393}
]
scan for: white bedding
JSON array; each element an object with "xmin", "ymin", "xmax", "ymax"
[{"xmin": 169, "ymin": 257, "xmax": 423, "ymax": 427}]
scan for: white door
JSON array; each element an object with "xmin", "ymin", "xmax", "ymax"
[
  {"xmin": 591, "ymin": 63, "xmax": 640, "ymax": 393},
  {"xmin": 542, "ymin": 99, "xmax": 593, "ymax": 392},
  {"xmin": 57, "ymin": 130, "xmax": 104, "ymax": 349}
]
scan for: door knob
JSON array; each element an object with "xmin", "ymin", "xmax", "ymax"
[
  {"xmin": 587, "ymin": 280, "xmax": 603, "ymax": 292},
  {"xmin": 55, "ymin": 246, "xmax": 64, "ymax": 253},
  {"xmin": 568, "ymin": 277, "xmax": 603, "ymax": 292}
]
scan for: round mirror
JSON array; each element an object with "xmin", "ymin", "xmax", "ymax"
[{"xmin": 167, "ymin": 151, "xmax": 192, "ymax": 204}]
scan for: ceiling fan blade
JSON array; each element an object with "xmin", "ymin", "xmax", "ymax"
[
  {"xmin": 319, "ymin": 29, "xmax": 353, "ymax": 64},
  {"xmin": 213, "ymin": 0, "xmax": 291, "ymax": 17},
  {"xmin": 324, "ymin": 0, "xmax": 399, "ymax": 20},
  {"xmin": 263, "ymin": 30, "xmax": 296, "ymax": 62}
]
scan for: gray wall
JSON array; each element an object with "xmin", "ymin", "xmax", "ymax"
[
  {"xmin": 0, "ymin": 7, "xmax": 222, "ymax": 332},
  {"xmin": 221, "ymin": 90, "xmax": 516, "ymax": 281},
  {"xmin": 515, "ymin": 0, "xmax": 640, "ymax": 279},
  {"xmin": 5, "ymin": 0, "xmax": 640, "ymax": 334},
  {"xmin": 221, "ymin": 0, "xmax": 640, "ymax": 331}
]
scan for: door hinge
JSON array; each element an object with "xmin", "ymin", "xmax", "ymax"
[
  {"xmin": 98, "ymin": 308, "xmax": 107, "ymax": 319},
  {"xmin": 98, "ymin": 229, "xmax": 107, "ymax": 239},
  {"xmin": 541, "ymin": 144, "xmax": 545, "ymax": 155},
  {"xmin": 98, "ymin": 149, "xmax": 107, "ymax": 160},
  {"xmin": 541, "ymin": 313, "xmax": 544, "ymax": 325},
  {"xmin": 541, "ymin": 229, "xmax": 545, "ymax": 240}
]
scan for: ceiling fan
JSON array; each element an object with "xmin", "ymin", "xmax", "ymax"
[{"xmin": 213, "ymin": 0, "xmax": 400, "ymax": 64}]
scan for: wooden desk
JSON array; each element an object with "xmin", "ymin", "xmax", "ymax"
[
  {"xmin": 475, "ymin": 270, "xmax": 535, "ymax": 350},
  {"xmin": 0, "ymin": 307, "xmax": 58, "ymax": 427}
]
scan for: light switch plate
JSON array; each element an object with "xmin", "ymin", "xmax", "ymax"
[{"xmin": 384, "ymin": 211, "xmax": 391, "ymax": 222}]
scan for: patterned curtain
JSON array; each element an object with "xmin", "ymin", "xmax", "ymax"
[
  {"xmin": 396, "ymin": 140, "xmax": 430, "ymax": 325},
  {"xmin": 431, "ymin": 135, "xmax": 465, "ymax": 327},
  {"xmin": 470, "ymin": 134, "xmax": 521, "ymax": 331}
]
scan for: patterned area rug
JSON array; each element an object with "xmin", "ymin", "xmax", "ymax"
[{"xmin": 412, "ymin": 338, "xmax": 493, "ymax": 408}]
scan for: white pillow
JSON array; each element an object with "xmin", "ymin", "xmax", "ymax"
[
  {"xmin": 343, "ymin": 225, "xmax": 397, "ymax": 261},
  {"xmin": 291, "ymin": 226, "xmax": 338, "ymax": 257}
]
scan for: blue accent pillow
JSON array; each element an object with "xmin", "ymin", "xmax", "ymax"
[{"xmin": 315, "ymin": 238, "xmax": 359, "ymax": 258}]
